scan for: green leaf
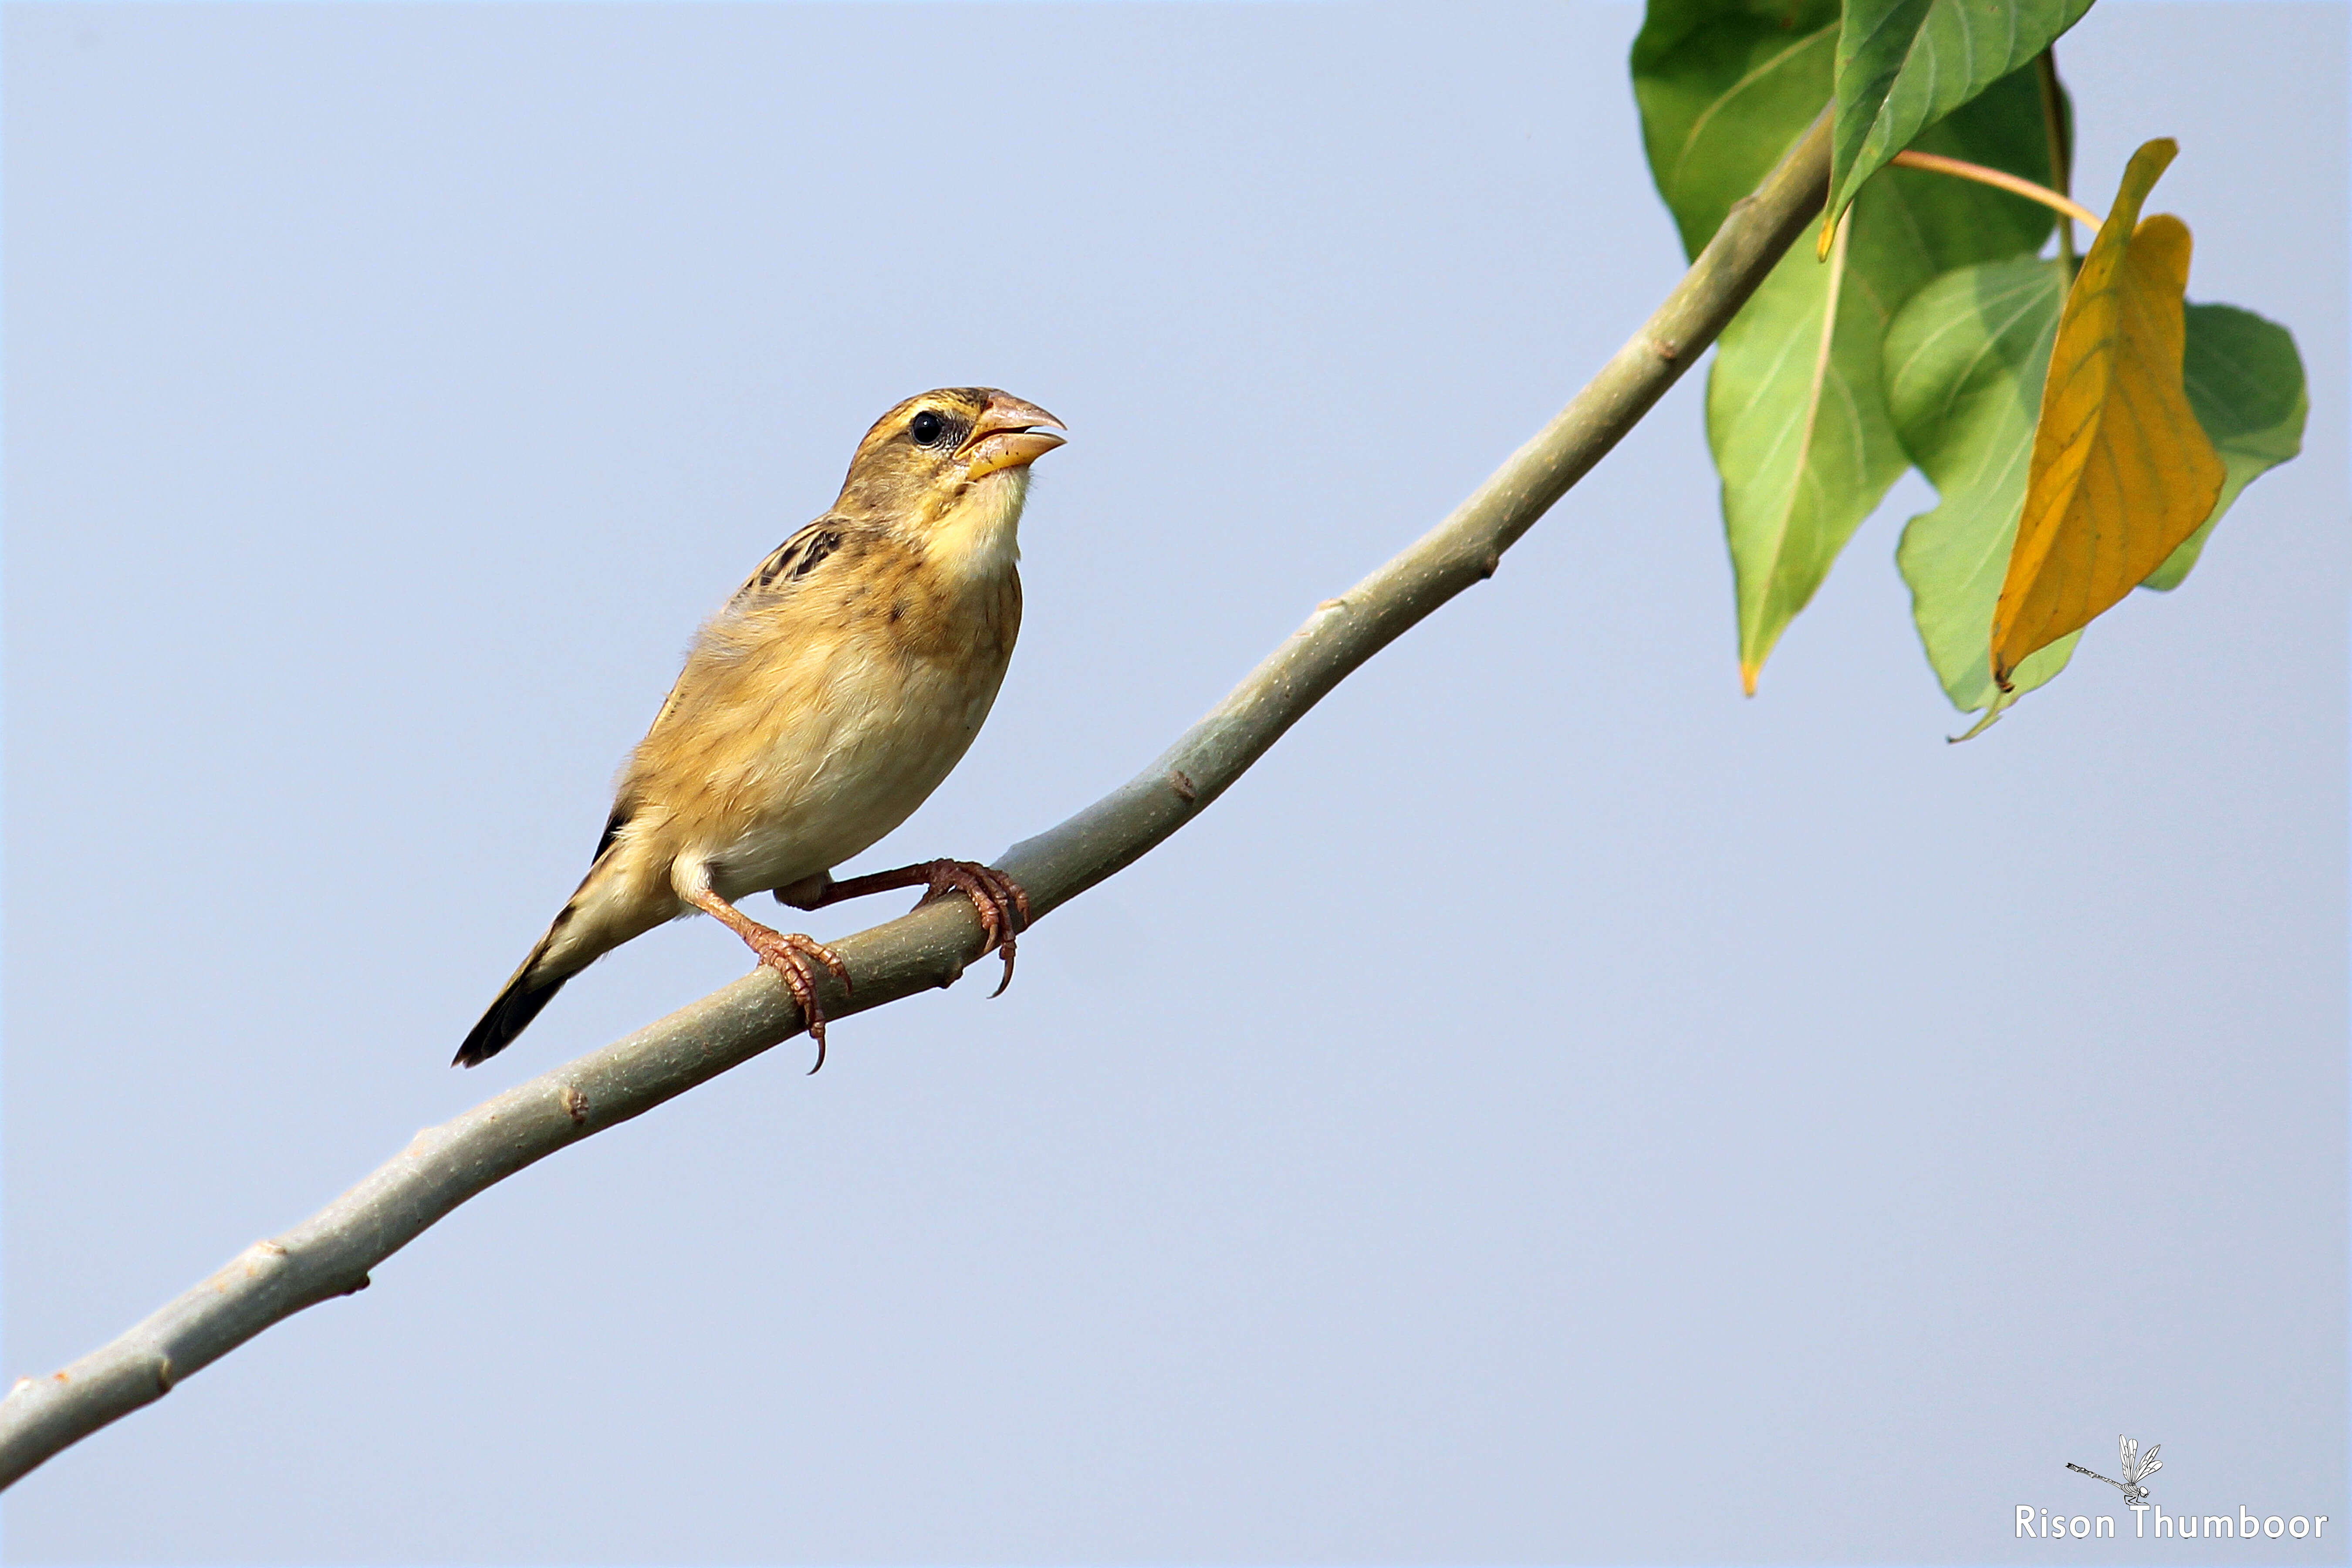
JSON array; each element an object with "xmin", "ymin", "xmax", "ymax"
[
  {"xmin": 1632, "ymin": 0, "xmax": 1843, "ymax": 261},
  {"xmin": 1826, "ymin": 0, "xmax": 2093, "ymax": 235},
  {"xmin": 1886, "ymin": 256, "xmax": 2078, "ymax": 713},
  {"xmin": 1711, "ymin": 215, "xmax": 1907, "ymax": 690},
  {"xmin": 1709, "ymin": 68, "xmax": 2057, "ymax": 685},
  {"xmin": 2139, "ymin": 303, "xmax": 2308, "ymax": 592}
]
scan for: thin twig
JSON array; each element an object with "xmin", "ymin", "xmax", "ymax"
[
  {"xmin": 2035, "ymin": 50, "xmax": 2078, "ymax": 264},
  {"xmin": 0, "ymin": 107, "xmax": 1836, "ymax": 1494},
  {"xmin": 1892, "ymin": 148, "xmax": 2102, "ymax": 234}
]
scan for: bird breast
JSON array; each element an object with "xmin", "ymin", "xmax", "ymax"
[{"xmin": 632, "ymin": 521, "xmax": 1023, "ymax": 906}]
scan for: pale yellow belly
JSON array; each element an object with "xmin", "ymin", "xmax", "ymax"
[{"xmin": 699, "ymin": 642, "xmax": 1008, "ymax": 902}]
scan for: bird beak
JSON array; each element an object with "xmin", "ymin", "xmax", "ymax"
[{"xmin": 960, "ymin": 393, "xmax": 1067, "ymax": 481}]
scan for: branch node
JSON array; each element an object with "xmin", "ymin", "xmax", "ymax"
[
  {"xmin": 1477, "ymin": 552, "xmax": 1501, "ymax": 580},
  {"xmin": 155, "ymin": 1357, "xmax": 176, "ymax": 1394},
  {"xmin": 1652, "ymin": 337, "xmax": 1680, "ymax": 361},
  {"xmin": 1167, "ymin": 769, "xmax": 1197, "ymax": 803},
  {"xmin": 337, "ymin": 1275, "xmax": 373, "ymax": 1298},
  {"xmin": 558, "ymin": 1085, "xmax": 589, "ymax": 1125}
]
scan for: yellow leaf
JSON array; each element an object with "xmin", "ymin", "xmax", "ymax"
[{"xmin": 1990, "ymin": 139, "xmax": 2226, "ymax": 689}]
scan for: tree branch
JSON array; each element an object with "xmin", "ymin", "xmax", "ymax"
[{"xmin": 0, "ymin": 107, "xmax": 1832, "ymax": 1493}]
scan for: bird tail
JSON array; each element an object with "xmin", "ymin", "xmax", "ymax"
[
  {"xmin": 454, "ymin": 851, "xmax": 667, "ymax": 1067},
  {"xmin": 453, "ymin": 933, "xmax": 575, "ymax": 1067}
]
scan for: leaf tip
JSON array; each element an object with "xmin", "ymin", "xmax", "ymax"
[
  {"xmin": 1949, "ymin": 685, "xmax": 2022, "ymax": 743},
  {"xmin": 1739, "ymin": 661, "xmax": 1761, "ymax": 698},
  {"xmin": 1946, "ymin": 708, "xmax": 2005, "ymax": 744}
]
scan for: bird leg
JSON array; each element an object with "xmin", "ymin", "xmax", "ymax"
[
  {"xmin": 686, "ymin": 888, "xmax": 852, "ymax": 1073},
  {"xmin": 783, "ymin": 860, "xmax": 1030, "ymax": 998}
]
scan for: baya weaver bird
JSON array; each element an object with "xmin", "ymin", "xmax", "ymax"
[{"xmin": 456, "ymin": 388, "xmax": 1064, "ymax": 1071}]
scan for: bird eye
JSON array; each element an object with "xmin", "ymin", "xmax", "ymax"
[{"xmin": 909, "ymin": 411, "xmax": 945, "ymax": 446}]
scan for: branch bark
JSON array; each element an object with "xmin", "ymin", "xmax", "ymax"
[{"xmin": 0, "ymin": 108, "xmax": 1832, "ymax": 1492}]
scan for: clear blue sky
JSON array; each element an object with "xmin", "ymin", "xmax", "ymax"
[{"xmin": 4, "ymin": 2, "xmax": 2344, "ymax": 1560}]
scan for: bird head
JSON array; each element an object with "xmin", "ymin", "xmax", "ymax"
[{"xmin": 833, "ymin": 387, "xmax": 1066, "ymax": 531}]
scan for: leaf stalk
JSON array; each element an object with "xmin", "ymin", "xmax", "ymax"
[
  {"xmin": 2036, "ymin": 50, "xmax": 2078, "ymax": 264},
  {"xmin": 1890, "ymin": 149, "xmax": 2101, "ymax": 237}
]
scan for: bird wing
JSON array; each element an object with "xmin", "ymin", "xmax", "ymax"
[
  {"xmin": 601, "ymin": 515, "xmax": 873, "ymax": 856},
  {"xmin": 626, "ymin": 518, "xmax": 851, "ymax": 743},
  {"xmin": 623, "ymin": 516, "xmax": 852, "ymax": 751}
]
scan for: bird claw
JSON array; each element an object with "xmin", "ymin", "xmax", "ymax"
[
  {"xmin": 747, "ymin": 931, "xmax": 852, "ymax": 1072},
  {"xmin": 914, "ymin": 860, "xmax": 1030, "ymax": 997}
]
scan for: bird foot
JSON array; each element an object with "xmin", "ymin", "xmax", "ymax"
[
  {"xmin": 745, "ymin": 929, "xmax": 852, "ymax": 1072},
  {"xmin": 785, "ymin": 858, "xmax": 1032, "ymax": 1000},
  {"xmin": 909, "ymin": 860, "xmax": 1031, "ymax": 997}
]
